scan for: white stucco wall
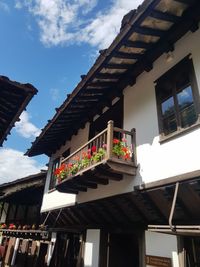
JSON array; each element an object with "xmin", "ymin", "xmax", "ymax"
[
  {"xmin": 84, "ymin": 229, "xmax": 100, "ymax": 267},
  {"xmin": 124, "ymin": 27, "xmax": 200, "ymax": 186},
  {"xmin": 145, "ymin": 231, "xmax": 179, "ymax": 267},
  {"xmin": 41, "ymin": 123, "xmax": 89, "ymax": 212}
]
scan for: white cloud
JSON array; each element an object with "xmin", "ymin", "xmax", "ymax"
[
  {"xmin": 15, "ymin": 0, "xmax": 142, "ymax": 49},
  {"xmin": 80, "ymin": 0, "xmax": 142, "ymax": 49},
  {"xmin": 0, "ymin": 148, "xmax": 45, "ymax": 183},
  {"xmin": 15, "ymin": 111, "xmax": 41, "ymax": 138},
  {"xmin": 0, "ymin": 1, "xmax": 10, "ymax": 12}
]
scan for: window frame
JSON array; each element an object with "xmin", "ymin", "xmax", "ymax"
[
  {"xmin": 155, "ymin": 55, "xmax": 200, "ymax": 142},
  {"xmin": 49, "ymin": 157, "xmax": 61, "ymax": 190}
]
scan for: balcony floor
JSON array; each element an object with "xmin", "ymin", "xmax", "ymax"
[{"xmin": 56, "ymin": 158, "xmax": 137, "ymax": 194}]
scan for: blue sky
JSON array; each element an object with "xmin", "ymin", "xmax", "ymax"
[{"xmin": 0, "ymin": 0, "xmax": 142, "ymax": 182}]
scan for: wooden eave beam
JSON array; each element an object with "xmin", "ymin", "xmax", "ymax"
[
  {"xmin": 80, "ymin": 92, "xmax": 104, "ymax": 97},
  {"xmin": 135, "ymin": 26, "xmax": 166, "ymax": 37},
  {"xmin": 149, "ymin": 10, "xmax": 181, "ymax": 23},
  {"xmin": 75, "ymin": 98, "xmax": 99, "ymax": 103},
  {"xmin": 113, "ymin": 51, "xmax": 141, "ymax": 60},
  {"xmin": 87, "ymin": 82, "xmax": 116, "ymax": 88},
  {"xmin": 174, "ymin": 0, "xmax": 191, "ymax": 4},
  {"xmin": 95, "ymin": 73, "xmax": 122, "ymax": 80},
  {"xmin": 0, "ymin": 99, "xmax": 18, "ymax": 109},
  {"xmin": 104, "ymin": 63, "xmax": 131, "ymax": 69},
  {"xmin": 123, "ymin": 40, "xmax": 152, "ymax": 49},
  {"xmin": 0, "ymin": 90, "xmax": 25, "ymax": 99}
]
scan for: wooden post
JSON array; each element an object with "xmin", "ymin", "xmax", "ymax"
[
  {"xmin": 107, "ymin": 120, "xmax": 114, "ymax": 159},
  {"xmin": 131, "ymin": 128, "xmax": 137, "ymax": 166}
]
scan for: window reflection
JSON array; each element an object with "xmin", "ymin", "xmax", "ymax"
[
  {"xmin": 161, "ymin": 96, "xmax": 177, "ymax": 135},
  {"xmin": 177, "ymin": 86, "xmax": 197, "ymax": 128}
]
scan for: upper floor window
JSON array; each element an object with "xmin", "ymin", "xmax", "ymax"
[{"xmin": 155, "ymin": 56, "xmax": 200, "ymax": 140}]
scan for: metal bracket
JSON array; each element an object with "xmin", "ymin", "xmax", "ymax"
[
  {"xmin": 53, "ymin": 208, "xmax": 63, "ymax": 228},
  {"xmin": 169, "ymin": 182, "xmax": 179, "ymax": 231}
]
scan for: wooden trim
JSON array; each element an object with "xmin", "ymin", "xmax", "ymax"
[
  {"xmin": 107, "ymin": 120, "xmax": 114, "ymax": 159},
  {"xmin": 159, "ymin": 120, "xmax": 200, "ymax": 143},
  {"xmin": 99, "ymin": 230, "xmax": 109, "ymax": 267},
  {"xmin": 134, "ymin": 169, "xmax": 200, "ymax": 191}
]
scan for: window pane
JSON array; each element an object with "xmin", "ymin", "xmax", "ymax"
[
  {"xmin": 177, "ymin": 86, "xmax": 197, "ymax": 128},
  {"xmin": 161, "ymin": 96, "xmax": 177, "ymax": 135}
]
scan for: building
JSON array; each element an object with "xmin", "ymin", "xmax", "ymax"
[
  {"xmin": 27, "ymin": 0, "xmax": 200, "ymax": 266},
  {"xmin": 0, "ymin": 171, "xmax": 50, "ymax": 267},
  {"xmin": 0, "ymin": 75, "xmax": 38, "ymax": 146}
]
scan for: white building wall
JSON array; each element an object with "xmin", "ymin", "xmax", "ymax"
[
  {"xmin": 124, "ymin": 27, "xmax": 200, "ymax": 186},
  {"xmin": 84, "ymin": 229, "xmax": 100, "ymax": 267},
  {"xmin": 145, "ymin": 231, "xmax": 179, "ymax": 267}
]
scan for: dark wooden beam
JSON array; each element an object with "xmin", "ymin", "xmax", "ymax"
[
  {"xmin": 113, "ymin": 51, "xmax": 142, "ymax": 60},
  {"xmin": 96, "ymin": 167, "xmax": 123, "ymax": 181},
  {"xmin": 173, "ymin": 0, "xmax": 191, "ymax": 4},
  {"xmin": 86, "ymin": 175, "xmax": 109, "ymax": 185},
  {"xmin": 75, "ymin": 98, "xmax": 99, "ymax": 103},
  {"xmin": 95, "ymin": 73, "xmax": 122, "ymax": 80},
  {"xmin": 80, "ymin": 92, "xmax": 104, "ymax": 97},
  {"xmin": 125, "ymin": 195, "xmax": 149, "ymax": 222},
  {"xmin": 75, "ymin": 177, "xmax": 98, "ymax": 189},
  {"xmin": 135, "ymin": 26, "xmax": 166, "ymax": 37},
  {"xmin": 104, "ymin": 63, "xmax": 131, "ymax": 69},
  {"xmin": 149, "ymin": 10, "xmax": 181, "ymax": 23},
  {"xmin": 87, "ymin": 82, "xmax": 116, "ymax": 88},
  {"xmin": 123, "ymin": 40, "xmax": 152, "ymax": 49}
]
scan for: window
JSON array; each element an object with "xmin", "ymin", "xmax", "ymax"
[
  {"xmin": 49, "ymin": 158, "xmax": 60, "ymax": 190},
  {"xmin": 156, "ymin": 56, "xmax": 200, "ymax": 139}
]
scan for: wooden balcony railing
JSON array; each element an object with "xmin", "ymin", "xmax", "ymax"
[{"xmin": 55, "ymin": 121, "xmax": 137, "ymax": 193}]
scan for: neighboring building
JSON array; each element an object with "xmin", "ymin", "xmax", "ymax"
[
  {"xmin": 0, "ymin": 75, "xmax": 38, "ymax": 146},
  {"xmin": 27, "ymin": 1, "xmax": 200, "ymax": 266},
  {"xmin": 0, "ymin": 171, "xmax": 50, "ymax": 267}
]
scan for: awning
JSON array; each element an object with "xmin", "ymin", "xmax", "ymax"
[{"xmin": 42, "ymin": 170, "xmax": 200, "ymax": 232}]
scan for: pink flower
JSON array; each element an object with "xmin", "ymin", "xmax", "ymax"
[{"xmin": 102, "ymin": 143, "xmax": 107, "ymax": 149}]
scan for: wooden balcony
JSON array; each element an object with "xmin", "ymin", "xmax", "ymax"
[{"xmin": 56, "ymin": 121, "xmax": 137, "ymax": 194}]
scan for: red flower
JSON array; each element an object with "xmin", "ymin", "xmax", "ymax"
[
  {"xmin": 67, "ymin": 163, "xmax": 73, "ymax": 168},
  {"xmin": 60, "ymin": 164, "xmax": 66, "ymax": 171},
  {"xmin": 124, "ymin": 153, "xmax": 131, "ymax": 160},
  {"xmin": 113, "ymin": 139, "xmax": 120, "ymax": 144},
  {"xmin": 87, "ymin": 153, "xmax": 91, "ymax": 159},
  {"xmin": 122, "ymin": 147, "xmax": 128, "ymax": 152},
  {"xmin": 91, "ymin": 146, "xmax": 97, "ymax": 152},
  {"xmin": 54, "ymin": 168, "xmax": 61, "ymax": 175}
]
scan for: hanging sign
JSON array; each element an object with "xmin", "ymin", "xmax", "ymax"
[{"xmin": 146, "ymin": 255, "xmax": 172, "ymax": 267}]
